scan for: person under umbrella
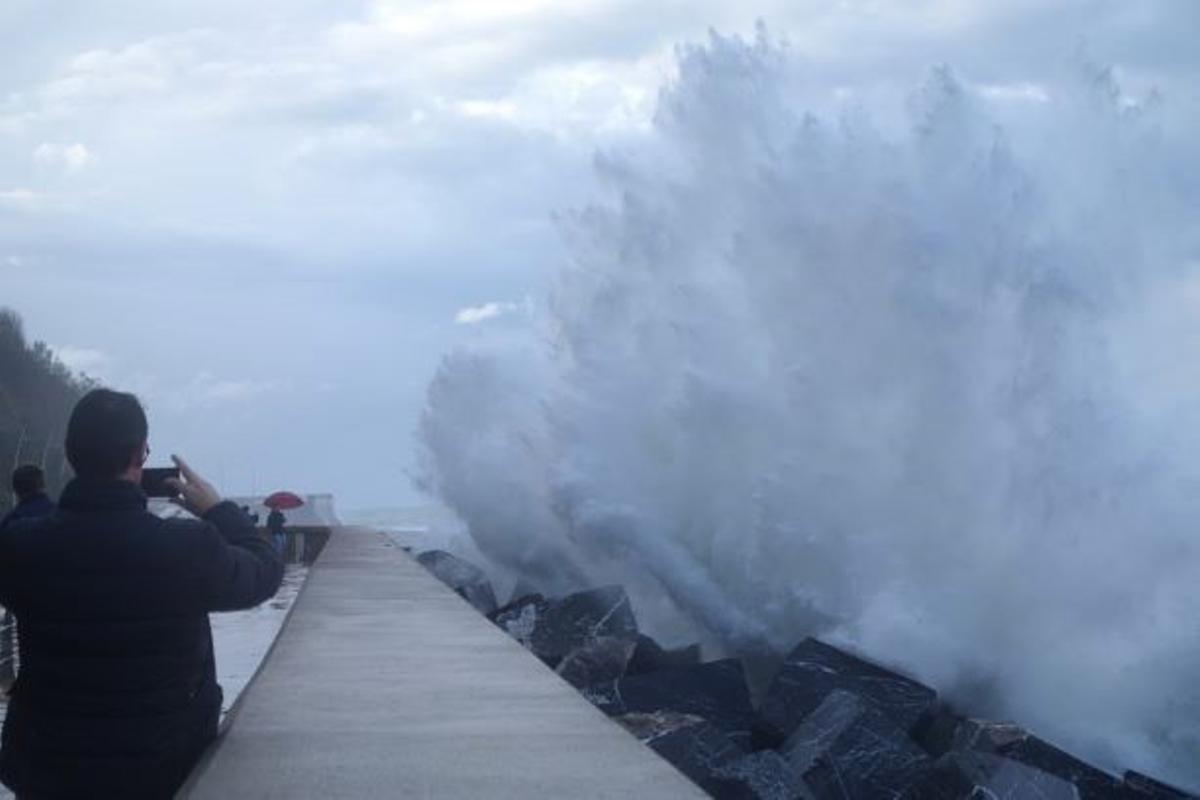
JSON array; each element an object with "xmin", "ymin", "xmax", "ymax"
[
  {"xmin": 264, "ymin": 491, "xmax": 304, "ymax": 559},
  {"xmin": 267, "ymin": 506, "xmax": 286, "ymax": 555}
]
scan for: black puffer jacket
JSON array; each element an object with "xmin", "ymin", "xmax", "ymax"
[{"xmin": 0, "ymin": 478, "xmax": 284, "ymax": 798}]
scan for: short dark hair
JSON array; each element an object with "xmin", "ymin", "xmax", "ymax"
[
  {"xmin": 65, "ymin": 389, "xmax": 148, "ymax": 479},
  {"xmin": 11, "ymin": 464, "xmax": 45, "ymax": 500}
]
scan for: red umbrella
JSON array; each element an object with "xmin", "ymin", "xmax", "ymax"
[{"xmin": 263, "ymin": 491, "xmax": 305, "ymax": 510}]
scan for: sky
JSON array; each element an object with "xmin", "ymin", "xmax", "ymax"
[{"xmin": 1, "ymin": 0, "xmax": 1196, "ymax": 511}]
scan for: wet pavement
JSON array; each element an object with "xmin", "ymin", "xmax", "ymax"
[{"xmin": 183, "ymin": 527, "xmax": 703, "ymax": 799}]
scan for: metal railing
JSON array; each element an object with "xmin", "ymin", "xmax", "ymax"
[{"xmin": 0, "ymin": 609, "xmax": 17, "ymax": 687}]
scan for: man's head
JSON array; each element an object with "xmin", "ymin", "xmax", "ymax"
[
  {"xmin": 65, "ymin": 389, "xmax": 149, "ymax": 482},
  {"xmin": 11, "ymin": 464, "xmax": 45, "ymax": 502}
]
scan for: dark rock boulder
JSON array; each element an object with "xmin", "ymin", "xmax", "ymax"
[
  {"xmin": 1120, "ymin": 771, "xmax": 1198, "ymax": 799},
  {"xmin": 616, "ymin": 710, "xmax": 708, "ymax": 741},
  {"xmin": 416, "ymin": 550, "xmax": 498, "ymax": 615},
  {"xmin": 913, "ymin": 712, "xmax": 1127, "ymax": 798},
  {"xmin": 910, "ymin": 705, "xmax": 964, "ymax": 757},
  {"xmin": 781, "ymin": 690, "xmax": 932, "ymax": 799},
  {"xmin": 507, "ymin": 578, "xmax": 541, "ymax": 606},
  {"xmin": 490, "ymin": 593, "xmax": 552, "ymax": 658},
  {"xmin": 626, "ymin": 633, "xmax": 703, "ymax": 676},
  {"xmin": 636, "ymin": 718, "xmax": 809, "ymax": 800},
  {"xmin": 756, "ymin": 638, "xmax": 937, "ymax": 746},
  {"xmin": 953, "ymin": 718, "xmax": 1038, "ymax": 754},
  {"xmin": 640, "ymin": 720, "xmax": 746, "ymax": 797},
  {"xmin": 711, "ymin": 751, "xmax": 816, "ymax": 800},
  {"xmin": 585, "ymin": 659, "xmax": 756, "ymax": 748},
  {"xmin": 913, "ymin": 711, "xmax": 1028, "ymax": 758},
  {"xmin": 489, "ymin": 586, "xmax": 639, "ymax": 671},
  {"xmin": 954, "ymin": 751, "xmax": 1080, "ymax": 799},
  {"xmin": 556, "ymin": 635, "xmax": 637, "ymax": 689},
  {"xmin": 531, "ymin": 585, "xmax": 639, "ymax": 663},
  {"xmin": 618, "ymin": 712, "xmax": 812, "ymax": 799},
  {"xmin": 992, "ymin": 731, "xmax": 1121, "ymax": 798},
  {"xmin": 895, "ymin": 756, "xmax": 976, "ymax": 800},
  {"xmin": 902, "ymin": 751, "xmax": 1081, "ymax": 800}
]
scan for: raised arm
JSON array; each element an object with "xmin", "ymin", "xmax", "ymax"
[
  {"xmin": 167, "ymin": 454, "xmax": 284, "ymax": 611},
  {"xmin": 196, "ymin": 501, "xmax": 284, "ymax": 611}
]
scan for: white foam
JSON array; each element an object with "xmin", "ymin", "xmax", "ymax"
[{"xmin": 418, "ymin": 30, "xmax": 1200, "ymax": 790}]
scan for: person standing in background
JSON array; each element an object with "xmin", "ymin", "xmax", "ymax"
[
  {"xmin": 0, "ymin": 465, "xmax": 55, "ymax": 530},
  {"xmin": 268, "ymin": 506, "xmax": 287, "ymax": 557},
  {"xmin": 0, "ymin": 465, "xmax": 56, "ymax": 687}
]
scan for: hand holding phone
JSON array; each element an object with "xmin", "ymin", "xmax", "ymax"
[
  {"xmin": 141, "ymin": 467, "xmax": 181, "ymax": 499},
  {"xmin": 163, "ymin": 455, "xmax": 222, "ymax": 516}
]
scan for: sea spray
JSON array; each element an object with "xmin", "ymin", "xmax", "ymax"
[{"xmin": 418, "ymin": 29, "xmax": 1200, "ymax": 788}]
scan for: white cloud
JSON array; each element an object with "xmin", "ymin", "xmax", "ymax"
[
  {"xmin": 285, "ymin": 123, "xmax": 398, "ymax": 164},
  {"xmin": 130, "ymin": 371, "xmax": 283, "ymax": 412},
  {"xmin": 184, "ymin": 371, "xmax": 280, "ymax": 407},
  {"xmin": 371, "ymin": 0, "xmax": 578, "ymax": 31},
  {"xmin": 0, "ymin": 0, "xmax": 1197, "ymax": 514},
  {"xmin": 33, "ymin": 142, "xmax": 93, "ymax": 171},
  {"xmin": 332, "ymin": 0, "xmax": 596, "ymax": 51},
  {"xmin": 0, "ymin": 188, "xmax": 42, "ymax": 209},
  {"xmin": 455, "ymin": 99, "xmax": 520, "ymax": 121},
  {"xmin": 54, "ymin": 346, "xmax": 113, "ymax": 376},
  {"xmin": 43, "ymin": 31, "xmax": 220, "ymax": 106},
  {"xmin": 454, "ymin": 301, "xmax": 521, "ymax": 325}
]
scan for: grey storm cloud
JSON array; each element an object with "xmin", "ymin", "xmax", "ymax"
[{"xmin": 1, "ymin": 0, "xmax": 1197, "ymax": 509}]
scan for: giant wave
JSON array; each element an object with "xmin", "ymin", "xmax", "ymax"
[{"xmin": 417, "ymin": 29, "xmax": 1200, "ymax": 788}]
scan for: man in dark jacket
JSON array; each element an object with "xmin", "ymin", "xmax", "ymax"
[
  {"xmin": 0, "ymin": 389, "xmax": 284, "ymax": 798},
  {"xmin": 0, "ymin": 465, "xmax": 55, "ymax": 530}
]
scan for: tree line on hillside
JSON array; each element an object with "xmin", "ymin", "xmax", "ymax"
[{"xmin": 0, "ymin": 308, "xmax": 93, "ymax": 515}]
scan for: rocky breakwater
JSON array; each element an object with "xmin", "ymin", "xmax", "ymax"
[{"xmin": 415, "ymin": 550, "xmax": 1197, "ymax": 800}]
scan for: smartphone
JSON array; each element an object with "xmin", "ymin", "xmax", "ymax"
[{"xmin": 141, "ymin": 467, "xmax": 181, "ymax": 498}]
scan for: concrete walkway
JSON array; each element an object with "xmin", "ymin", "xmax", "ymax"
[{"xmin": 182, "ymin": 527, "xmax": 704, "ymax": 799}]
